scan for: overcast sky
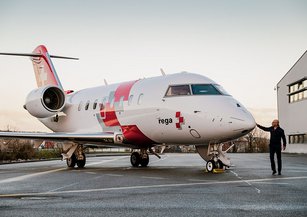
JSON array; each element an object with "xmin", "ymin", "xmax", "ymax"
[{"xmin": 0, "ymin": 0, "xmax": 307, "ymax": 131}]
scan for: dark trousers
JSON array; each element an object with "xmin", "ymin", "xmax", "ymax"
[{"xmin": 270, "ymin": 146, "xmax": 282, "ymax": 172}]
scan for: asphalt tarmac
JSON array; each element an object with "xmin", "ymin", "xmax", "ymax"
[{"xmin": 0, "ymin": 153, "xmax": 307, "ymax": 217}]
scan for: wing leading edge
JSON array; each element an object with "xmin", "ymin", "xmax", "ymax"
[{"xmin": 0, "ymin": 131, "xmax": 125, "ymax": 146}]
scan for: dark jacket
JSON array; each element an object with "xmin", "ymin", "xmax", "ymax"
[{"xmin": 257, "ymin": 124, "xmax": 286, "ymax": 148}]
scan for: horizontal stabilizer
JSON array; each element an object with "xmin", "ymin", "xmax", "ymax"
[{"xmin": 0, "ymin": 52, "xmax": 79, "ymax": 60}]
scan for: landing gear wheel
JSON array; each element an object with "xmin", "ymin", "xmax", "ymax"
[
  {"xmin": 140, "ymin": 154, "xmax": 149, "ymax": 167},
  {"xmin": 77, "ymin": 153, "xmax": 86, "ymax": 168},
  {"xmin": 67, "ymin": 154, "xmax": 77, "ymax": 168},
  {"xmin": 130, "ymin": 152, "xmax": 141, "ymax": 167},
  {"xmin": 206, "ymin": 160, "xmax": 216, "ymax": 173}
]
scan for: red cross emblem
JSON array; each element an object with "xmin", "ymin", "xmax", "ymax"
[{"xmin": 175, "ymin": 111, "xmax": 184, "ymax": 129}]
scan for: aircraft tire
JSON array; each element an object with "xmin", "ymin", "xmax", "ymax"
[
  {"xmin": 77, "ymin": 153, "xmax": 86, "ymax": 168},
  {"xmin": 206, "ymin": 160, "xmax": 215, "ymax": 172},
  {"xmin": 67, "ymin": 154, "xmax": 77, "ymax": 168},
  {"xmin": 140, "ymin": 154, "xmax": 149, "ymax": 167},
  {"xmin": 131, "ymin": 152, "xmax": 141, "ymax": 167}
]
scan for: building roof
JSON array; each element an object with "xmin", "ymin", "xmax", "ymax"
[{"xmin": 277, "ymin": 50, "xmax": 307, "ymax": 85}]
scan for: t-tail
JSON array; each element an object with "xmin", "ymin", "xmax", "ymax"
[{"xmin": 0, "ymin": 45, "xmax": 78, "ymax": 89}]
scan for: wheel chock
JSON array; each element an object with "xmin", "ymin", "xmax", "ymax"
[
  {"xmin": 204, "ymin": 168, "xmax": 225, "ymax": 173},
  {"xmin": 212, "ymin": 168, "xmax": 225, "ymax": 174}
]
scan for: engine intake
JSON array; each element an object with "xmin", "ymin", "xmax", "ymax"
[{"xmin": 25, "ymin": 85, "xmax": 66, "ymax": 118}]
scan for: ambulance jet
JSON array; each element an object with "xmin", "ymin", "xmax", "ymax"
[{"xmin": 0, "ymin": 45, "xmax": 255, "ymax": 172}]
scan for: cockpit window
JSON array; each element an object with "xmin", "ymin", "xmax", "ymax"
[
  {"xmin": 165, "ymin": 85, "xmax": 191, "ymax": 97},
  {"xmin": 191, "ymin": 84, "xmax": 221, "ymax": 95},
  {"xmin": 164, "ymin": 83, "xmax": 230, "ymax": 97}
]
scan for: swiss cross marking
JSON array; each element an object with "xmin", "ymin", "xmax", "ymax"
[{"xmin": 175, "ymin": 111, "xmax": 184, "ymax": 129}]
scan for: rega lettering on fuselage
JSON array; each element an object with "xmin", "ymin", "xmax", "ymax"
[{"xmin": 158, "ymin": 118, "xmax": 173, "ymax": 125}]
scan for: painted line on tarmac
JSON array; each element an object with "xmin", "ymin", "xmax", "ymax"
[
  {"xmin": 1, "ymin": 176, "xmax": 306, "ymax": 198},
  {"xmin": 188, "ymin": 179, "xmax": 219, "ymax": 182},
  {"xmin": 141, "ymin": 176, "xmax": 166, "ymax": 180},
  {"xmin": 46, "ymin": 183, "xmax": 79, "ymax": 193},
  {"xmin": 105, "ymin": 174, "xmax": 123, "ymax": 177},
  {"xmin": 85, "ymin": 172, "xmax": 97, "ymax": 175},
  {"xmin": 0, "ymin": 167, "xmax": 66, "ymax": 184},
  {"xmin": 0, "ymin": 156, "xmax": 127, "ymax": 184},
  {"xmin": 252, "ymin": 182, "xmax": 289, "ymax": 185},
  {"xmin": 230, "ymin": 171, "xmax": 261, "ymax": 194}
]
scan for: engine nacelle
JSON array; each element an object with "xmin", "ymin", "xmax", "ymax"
[{"xmin": 24, "ymin": 85, "xmax": 66, "ymax": 118}]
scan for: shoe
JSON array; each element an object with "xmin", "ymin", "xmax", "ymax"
[
  {"xmin": 272, "ymin": 171, "xmax": 277, "ymax": 175},
  {"xmin": 278, "ymin": 172, "xmax": 281, "ymax": 175}
]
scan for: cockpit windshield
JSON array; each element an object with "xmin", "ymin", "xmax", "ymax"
[
  {"xmin": 191, "ymin": 84, "xmax": 220, "ymax": 95},
  {"xmin": 165, "ymin": 85, "xmax": 191, "ymax": 96},
  {"xmin": 165, "ymin": 84, "xmax": 230, "ymax": 97}
]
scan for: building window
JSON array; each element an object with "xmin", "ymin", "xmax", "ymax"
[
  {"xmin": 289, "ymin": 134, "xmax": 305, "ymax": 144},
  {"xmin": 288, "ymin": 78, "xmax": 307, "ymax": 103}
]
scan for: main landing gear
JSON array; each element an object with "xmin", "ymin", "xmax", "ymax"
[
  {"xmin": 130, "ymin": 148, "xmax": 161, "ymax": 167},
  {"xmin": 63, "ymin": 144, "xmax": 86, "ymax": 169}
]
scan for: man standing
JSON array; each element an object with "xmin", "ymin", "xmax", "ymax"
[{"xmin": 257, "ymin": 120, "xmax": 286, "ymax": 175}]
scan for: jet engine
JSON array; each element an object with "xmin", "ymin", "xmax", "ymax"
[{"xmin": 24, "ymin": 85, "xmax": 66, "ymax": 118}]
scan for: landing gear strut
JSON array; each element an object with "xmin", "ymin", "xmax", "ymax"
[
  {"xmin": 65, "ymin": 144, "xmax": 86, "ymax": 169},
  {"xmin": 130, "ymin": 149, "xmax": 150, "ymax": 167}
]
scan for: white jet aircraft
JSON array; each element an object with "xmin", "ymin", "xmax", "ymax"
[{"xmin": 0, "ymin": 45, "xmax": 255, "ymax": 172}]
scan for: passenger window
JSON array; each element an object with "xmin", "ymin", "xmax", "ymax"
[
  {"xmin": 93, "ymin": 99, "xmax": 98, "ymax": 110},
  {"xmin": 85, "ymin": 100, "xmax": 90, "ymax": 110},
  {"xmin": 165, "ymin": 85, "xmax": 191, "ymax": 97},
  {"xmin": 137, "ymin": 93, "xmax": 144, "ymax": 105},
  {"xmin": 128, "ymin": 95, "xmax": 133, "ymax": 105},
  {"xmin": 78, "ymin": 101, "xmax": 83, "ymax": 111},
  {"xmin": 191, "ymin": 84, "xmax": 221, "ymax": 95}
]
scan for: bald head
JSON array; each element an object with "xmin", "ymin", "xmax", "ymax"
[{"xmin": 272, "ymin": 119, "xmax": 279, "ymax": 128}]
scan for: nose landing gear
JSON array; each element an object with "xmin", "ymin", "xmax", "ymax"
[{"xmin": 196, "ymin": 143, "xmax": 233, "ymax": 173}]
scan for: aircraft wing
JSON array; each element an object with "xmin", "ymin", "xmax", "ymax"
[{"xmin": 0, "ymin": 131, "xmax": 125, "ymax": 146}]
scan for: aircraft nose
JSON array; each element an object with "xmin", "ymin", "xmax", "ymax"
[
  {"xmin": 241, "ymin": 113, "xmax": 256, "ymax": 134},
  {"xmin": 229, "ymin": 106, "xmax": 256, "ymax": 136}
]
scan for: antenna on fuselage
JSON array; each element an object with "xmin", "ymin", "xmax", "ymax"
[
  {"xmin": 160, "ymin": 68, "xmax": 166, "ymax": 76},
  {"xmin": 104, "ymin": 79, "xmax": 108, "ymax": 86}
]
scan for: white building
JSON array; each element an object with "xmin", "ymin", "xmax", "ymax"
[{"xmin": 277, "ymin": 50, "xmax": 307, "ymax": 153}]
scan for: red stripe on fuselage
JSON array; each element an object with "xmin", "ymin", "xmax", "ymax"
[
  {"xmin": 102, "ymin": 80, "xmax": 137, "ymax": 127},
  {"xmin": 100, "ymin": 80, "xmax": 155, "ymax": 145},
  {"xmin": 121, "ymin": 125, "xmax": 155, "ymax": 145},
  {"xmin": 114, "ymin": 81, "xmax": 136, "ymax": 101},
  {"xmin": 103, "ymin": 104, "xmax": 120, "ymax": 126}
]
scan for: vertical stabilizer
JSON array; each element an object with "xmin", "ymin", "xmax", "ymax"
[{"xmin": 31, "ymin": 45, "xmax": 63, "ymax": 88}]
